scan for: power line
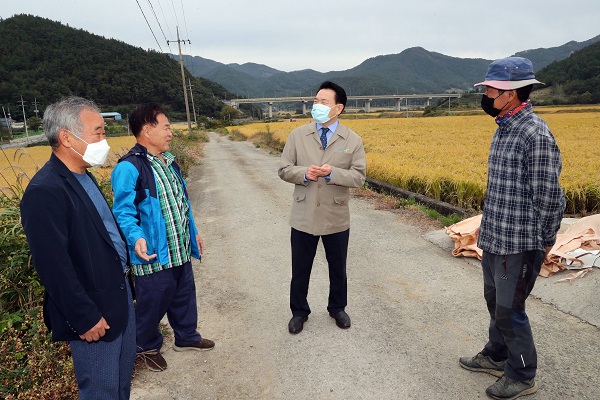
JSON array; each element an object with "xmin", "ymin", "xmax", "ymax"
[
  {"xmin": 177, "ymin": 0, "xmax": 191, "ymax": 61},
  {"xmin": 135, "ymin": 0, "xmax": 164, "ymax": 52},
  {"xmin": 156, "ymin": 0, "xmax": 173, "ymax": 40},
  {"xmin": 180, "ymin": 0, "xmax": 190, "ymax": 43},
  {"xmin": 169, "ymin": 0, "xmax": 180, "ymax": 30},
  {"xmin": 146, "ymin": 0, "xmax": 172, "ymax": 52}
]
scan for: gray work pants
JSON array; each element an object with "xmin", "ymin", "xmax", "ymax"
[{"xmin": 481, "ymin": 250, "xmax": 544, "ymax": 381}]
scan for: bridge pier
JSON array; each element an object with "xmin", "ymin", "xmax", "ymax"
[
  {"xmin": 365, "ymin": 99, "xmax": 372, "ymax": 113},
  {"xmin": 268, "ymin": 102, "xmax": 273, "ymax": 118},
  {"xmin": 302, "ymin": 100, "xmax": 308, "ymax": 115},
  {"xmin": 394, "ymin": 98, "xmax": 403, "ymax": 112}
]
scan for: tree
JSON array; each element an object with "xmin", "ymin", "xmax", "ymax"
[
  {"xmin": 27, "ymin": 116, "xmax": 42, "ymax": 132},
  {"xmin": 219, "ymin": 105, "xmax": 240, "ymax": 121}
]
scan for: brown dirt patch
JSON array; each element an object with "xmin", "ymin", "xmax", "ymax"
[{"xmin": 351, "ymin": 187, "xmax": 444, "ymax": 233}]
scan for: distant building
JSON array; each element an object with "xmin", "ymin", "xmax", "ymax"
[
  {"xmin": 100, "ymin": 112, "xmax": 122, "ymax": 121},
  {"xmin": 0, "ymin": 117, "xmax": 15, "ymax": 128}
]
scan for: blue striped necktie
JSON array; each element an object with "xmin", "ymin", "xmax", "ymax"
[{"xmin": 320, "ymin": 127, "xmax": 329, "ymax": 149}]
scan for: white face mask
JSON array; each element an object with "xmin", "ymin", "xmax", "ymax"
[
  {"xmin": 311, "ymin": 103, "xmax": 332, "ymax": 124},
  {"xmin": 70, "ymin": 134, "xmax": 111, "ymax": 167}
]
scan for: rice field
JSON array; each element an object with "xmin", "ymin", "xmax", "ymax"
[
  {"xmin": 228, "ymin": 109, "xmax": 600, "ymax": 215},
  {"xmin": 3, "ymin": 109, "xmax": 599, "ymax": 215},
  {"xmin": 0, "ymin": 136, "xmax": 136, "ymax": 195}
]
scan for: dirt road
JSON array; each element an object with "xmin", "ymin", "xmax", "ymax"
[{"xmin": 131, "ymin": 132, "xmax": 599, "ymax": 399}]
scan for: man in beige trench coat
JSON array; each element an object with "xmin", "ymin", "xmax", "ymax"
[{"xmin": 278, "ymin": 81, "xmax": 366, "ymax": 334}]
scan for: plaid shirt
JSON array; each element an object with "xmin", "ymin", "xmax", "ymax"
[
  {"xmin": 477, "ymin": 104, "xmax": 566, "ymax": 255},
  {"xmin": 131, "ymin": 151, "xmax": 191, "ymax": 275}
]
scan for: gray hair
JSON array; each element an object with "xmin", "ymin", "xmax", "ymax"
[{"xmin": 43, "ymin": 97, "xmax": 100, "ymax": 150}]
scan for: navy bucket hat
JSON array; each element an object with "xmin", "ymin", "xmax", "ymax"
[{"xmin": 474, "ymin": 57, "xmax": 544, "ymax": 90}]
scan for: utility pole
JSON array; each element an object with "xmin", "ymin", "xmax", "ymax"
[
  {"xmin": 2, "ymin": 106, "xmax": 13, "ymax": 139},
  {"xmin": 188, "ymin": 78, "xmax": 198, "ymax": 127},
  {"xmin": 33, "ymin": 98, "xmax": 40, "ymax": 118},
  {"xmin": 2, "ymin": 106, "xmax": 7, "ymax": 141},
  {"xmin": 18, "ymin": 96, "xmax": 29, "ymax": 143},
  {"xmin": 168, "ymin": 27, "xmax": 192, "ymax": 135},
  {"xmin": 6, "ymin": 106, "xmax": 13, "ymax": 139}
]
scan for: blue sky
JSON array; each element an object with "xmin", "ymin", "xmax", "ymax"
[{"xmin": 2, "ymin": 0, "xmax": 599, "ymax": 72}]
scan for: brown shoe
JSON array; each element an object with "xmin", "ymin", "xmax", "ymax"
[
  {"xmin": 173, "ymin": 338, "xmax": 215, "ymax": 351},
  {"xmin": 139, "ymin": 351, "xmax": 167, "ymax": 372}
]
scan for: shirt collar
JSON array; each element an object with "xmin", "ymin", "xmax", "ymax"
[
  {"xmin": 316, "ymin": 120, "xmax": 339, "ymax": 133},
  {"xmin": 146, "ymin": 151, "xmax": 175, "ymax": 166},
  {"xmin": 495, "ymin": 101, "xmax": 529, "ymax": 125}
]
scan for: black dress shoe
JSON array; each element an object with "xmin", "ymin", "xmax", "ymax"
[
  {"xmin": 329, "ymin": 311, "xmax": 351, "ymax": 329},
  {"xmin": 288, "ymin": 316, "xmax": 308, "ymax": 334}
]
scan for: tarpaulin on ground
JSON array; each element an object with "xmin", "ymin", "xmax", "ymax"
[
  {"xmin": 445, "ymin": 214, "xmax": 600, "ymax": 278},
  {"xmin": 444, "ymin": 214, "xmax": 482, "ymax": 260},
  {"xmin": 544, "ymin": 214, "xmax": 600, "ymax": 277}
]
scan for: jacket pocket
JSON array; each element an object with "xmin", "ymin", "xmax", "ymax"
[
  {"xmin": 332, "ymin": 152, "xmax": 353, "ymax": 169},
  {"xmin": 333, "ymin": 194, "xmax": 350, "ymax": 206},
  {"xmin": 294, "ymin": 193, "xmax": 306, "ymax": 202}
]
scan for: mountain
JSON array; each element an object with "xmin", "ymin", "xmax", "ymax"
[
  {"xmin": 177, "ymin": 55, "xmax": 282, "ymax": 80},
  {"xmin": 178, "ymin": 48, "xmax": 491, "ymax": 97},
  {"xmin": 535, "ymin": 40, "xmax": 600, "ymax": 104},
  {"xmin": 180, "ymin": 36, "xmax": 600, "ymax": 98},
  {"xmin": 513, "ymin": 35, "xmax": 600, "ymax": 71},
  {"xmin": 0, "ymin": 15, "xmax": 232, "ymax": 118},
  {"xmin": 334, "ymin": 47, "xmax": 491, "ymax": 94}
]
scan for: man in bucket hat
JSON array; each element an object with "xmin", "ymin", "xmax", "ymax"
[{"xmin": 459, "ymin": 57, "xmax": 566, "ymax": 399}]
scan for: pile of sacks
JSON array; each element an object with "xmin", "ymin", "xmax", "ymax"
[{"xmin": 445, "ymin": 214, "xmax": 600, "ymax": 278}]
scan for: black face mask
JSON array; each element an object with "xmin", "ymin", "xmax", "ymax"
[{"xmin": 481, "ymin": 93, "xmax": 509, "ymax": 117}]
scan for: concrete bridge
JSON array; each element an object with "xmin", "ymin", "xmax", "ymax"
[{"xmin": 224, "ymin": 93, "xmax": 462, "ymax": 118}]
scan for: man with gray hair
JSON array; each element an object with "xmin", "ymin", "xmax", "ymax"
[{"xmin": 20, "ymin": 96, "xmax": 136, "ymax": 399}]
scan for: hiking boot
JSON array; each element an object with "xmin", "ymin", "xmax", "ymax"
[
  {"xmin": 459, "ymin": 352, "xmax": 506, "ymax": 377},
  {"xmin": 173, "ymin": 338, "xmax": 215, "ymax": 351},
  {"xmin": 486, "ymin": 375, "xmax": 538, "ymax": 399},
  {"xmin": 140, "ymin": 351, "xmax": 167, "ymax": 372}
]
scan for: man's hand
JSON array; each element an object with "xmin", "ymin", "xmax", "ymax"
[
  {"xmin": 134, "ymin": 238, "xmax": 157, "ymax": 261},
  {"xmin": 306, "ymin": 165, "xmax": 321, "ymax": 181},
  {"xmin": 196, "ymin": 234, "xmax": 205, "ymax": 255},
  {"xmin": 79, "ymin": 317, "xmax": 110, "ymax": 342},
  {"xmin": 317, "ymin": 164, "xmax": 332, "ymax": 176},
  {"xmin": 544, "ymin": 245, "xmax": 553, "ymax": 262},
  {"xmin": 306, "ymin": 164, "xmax": 332, "ymax": 181}
]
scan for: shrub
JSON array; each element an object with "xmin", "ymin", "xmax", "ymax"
[
  {"xmin": 250, "ymin": 125, "xmax": 285, "ymax": 153},
  {"xmin": 166, "ymin": 130, "xmax": 205, "ymax": 178},
  {"xmin": 0, "ymin": 150, "xmax": 78, "ymax": 397},
  {"xmin": 228, "ymin": 129, "xmax": 247, "ymax": 142},
  {"xmin": 0, "ymin": 307, "xmax": 77, "ymax": 399}
]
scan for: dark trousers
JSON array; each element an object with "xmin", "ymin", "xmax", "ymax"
[
  {"xmin": 481, "ymin": 250, "xmax": 544, "ymax": 381},
  {"xmin": 134, "ymin": 262, "xmax": 201, "ymax": 353},
  {"xmin": 290, "ymin": 228, "xmax": 349, "ymax": 317}
]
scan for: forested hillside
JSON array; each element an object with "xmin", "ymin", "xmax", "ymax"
[
  {"xmin": 536, "ymin": 41, "xmax": 600, "ymax": 104},
  {"xmin": 0, "ymin": 14, "xmax": 231, "ymax": 118}
]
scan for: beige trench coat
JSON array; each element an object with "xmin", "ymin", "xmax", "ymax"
[{"xmin": 278, "ymin": 122, "xmax": 366, "ymax": 236}]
